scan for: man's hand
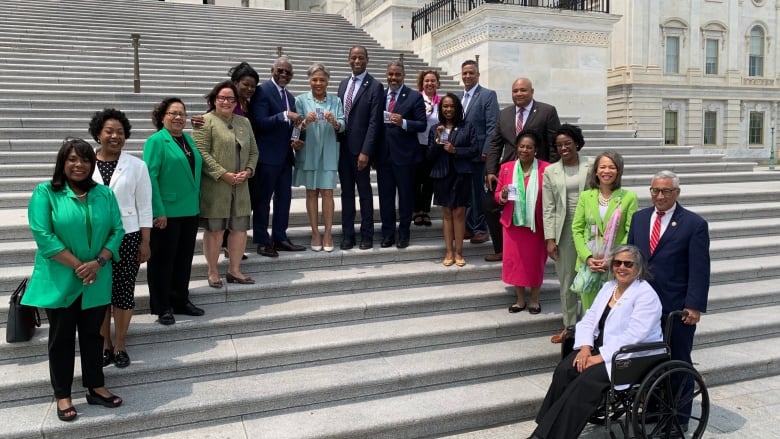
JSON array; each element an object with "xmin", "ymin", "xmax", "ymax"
[
  {"xmin": 485, "ymin": 173, "xmax": 498, "ymax": 191},
  {"xmin": 357, "ymin": 153, "xmax": 369, "ymax": 171},
  {"xmin": 682, "ymin": 308, "xmax": 701, "ymax": 325}
]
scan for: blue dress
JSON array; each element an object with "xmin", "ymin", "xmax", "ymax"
[{"xmin": 293, "ymin": 92, "xmax": 345, "ymax": 190}]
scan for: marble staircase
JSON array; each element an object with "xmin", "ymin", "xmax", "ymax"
[{"xmin": 1, "ymin": 1, "xmax": 779, "ymax": 438}]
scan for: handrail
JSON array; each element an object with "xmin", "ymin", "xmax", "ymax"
[{"xmin": 411, "ymin": 0, "xmax": 610, "ymax": 40}]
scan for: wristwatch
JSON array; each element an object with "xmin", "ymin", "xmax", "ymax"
[{"xmin": 96, "ymin": 256, "xmax": 107, "ymax": 267}]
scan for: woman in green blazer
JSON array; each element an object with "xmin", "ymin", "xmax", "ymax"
[
  {"xmin": 143, "ymin": 97, "xmax": 204, "ymax": 326},
  {"xmin": 542, "ymin": 124, "xmax": 592, "ymax": 343},
  {"xmin": 193, "ymin": 81, "xmax": 258, "ymax": 287},
  {"xmin": 571, "ymin": 150, "xmax": 638, "ymax": 312},
  {"xmin": 24, "ymin": 138, "xmax": 125, "ymax": 421}
]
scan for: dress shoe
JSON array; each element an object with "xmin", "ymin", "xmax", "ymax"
[
  {"xmin": 443, "ymin": 257, "xmax": 455, "ymax": 266},
  {"xmin": 102, "ymin": 349, "xmax": 113, "ymax": 367},
  {"xmin": 274, "ymin": 240, "xmax": 306, "ymax": 251},
  {"xmin": 464, "ymin": 232, "xmax": 474, "ymax": 240},
  {"xmin": 86, "ymin": 388, "xmax": 122, "ymax": 408},
  {"xmin": 340, "ymin": 237, "xmax": 355, "ymax": 250},
  {"xmin": 258, "ymin": 244, "xmax": 278, "ymax": 258},
  {"xmin": 359, "ymin": 237, "xmax": 373, "ymax": 250},
  {"xmin": 226, "ymin": 272, "xmax": 255, "ymax": 284},
  {"xmin": 470, "ymin": 232, "xmax": 490, "ymax": 244},
  {"xmin": 381, "ymin": 237, "xmax": 396, "ymax": 248},
  {"xmin": 484, "ymin": 252, "xmax": 503, "ymax": 262},
  {"xmin": 158, "ymin": 311, "xmax": 175, "ymax": 325},
  {"xmin": 528, "ymin": 304, "xmax": 542, "ymax": 315},
  {"xmin": 113, "ymin": 350, "xmax": 130, "ymax": 368},
  {"xmin": 396, "ymin": 239, "xmax": 409, "ymax": 249},
  {"xmin": 208, "ymin": 277, "xmax": 223, "ymax": 288},
  {"xmin": 173, "ymin": 301, "xmax": 205, "ymax": 317},
  {"xmin": 455, "ymin": 257, "xmax": 466, "ymax": 267}
]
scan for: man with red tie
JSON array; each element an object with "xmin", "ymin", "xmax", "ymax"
[{"xmin": 628, "ymin": 170, "xmax": 710, "ymax": 431}]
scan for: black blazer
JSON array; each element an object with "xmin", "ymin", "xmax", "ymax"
[
  {"xmin": 427, "ymin": 121, "xmax": 480, "ymax": 178},
  {"xmin": 485, "ymin": 100, "xmax": 561, "ymax": 175},
  {"xmin": 337, "ymin": 73, "xmax": 385, "ymax": 157},
  {"xmin": 377, "ymin": 85, "xmax": 427, "ymax": 166}
]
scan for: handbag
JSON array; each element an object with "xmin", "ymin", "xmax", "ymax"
[
  {"xmin": 6, "ymin": 278, "xmax": 41, "ymax": 343},
  {"xmin": 570, "ymin": 261, "xmax": 605, "ymax": 298}
]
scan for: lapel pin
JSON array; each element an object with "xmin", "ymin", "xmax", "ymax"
[{"xmin": 671, "ymin": 221, "xmax": 677, "ymax": 227}]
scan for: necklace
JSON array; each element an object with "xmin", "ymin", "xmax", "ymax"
[
  {"xmin": 598, "ymin": 191, "xmax": 611, "ymax": 206},
  {"xmin": 611, "ymin": 285, "xmax": 622, "ymax": 302},
  {"xmin": 173, "ymin": 136, "xmax": 192, "ymax": 158},
  {"xmin": 313, "ymin": 94, "xmax": 327, "ymax": 104}
]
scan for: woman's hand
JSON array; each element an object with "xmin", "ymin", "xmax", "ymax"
[
  {"xmin": 583, "ymin": 354, "xmax": 604, "ymax": 370},
  {"xmin": 191, "ymin": 114, "xmax": 205, "ymax": 129},
  {"xmin": 587, "ymin": 256, "xmax": 607, "ymax": 273},
  {"xmin": 305, "ymin": 111, "xmax": 317, "ymax": 124},
  {"xmin": 153, "ymin": 216, "xmax": 167, "ymax": 229},
  {"xmin": 546, "ymin": 240, "xmax": 558, "ymax": 260},
  {"xmin": 443, "ymin": 141, "xmax": 455, "ymax": 154},
  {"xmin": 325, "ymin": 112, "xmax": 339, "ymax": 130},
  {"xmin": 137, "ymin": 240, "xmax": 151, "ymax": 263},
  {"xmin": 500, "ymin": 185, "xmax": 510, "ymax": 203},
  {"xmin": 292, "ymin": 139, "xmax": 304, "ymax": 151},
  {"xmin": 75, "ymin": 260, "xmax": 100, "ymax": 285},
  {"xmin": 573, "ymin": 347, "xmax": 592, "ymax": 373}
]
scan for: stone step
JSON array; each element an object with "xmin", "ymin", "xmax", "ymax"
[{"xmin": 2, "ymin": 327, "xmax": 777, "ymax": 438}]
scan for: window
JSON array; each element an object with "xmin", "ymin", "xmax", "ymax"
[
  {"xmin": 666, "ymin": 36, "xmax": 680, "ymax": 73},
  {"xmin": 703, "ymin": 111, "xmax": 717, "ymax": 144},
  {"xmin": 749, "ymin": 27, "xmax": 764, "ymax": 77},
  {"xmin": 705, "ymin": 39, "xmax": 718, "ymax": 74},
  {"xmin": 749, "ymin": 111, "xmax": 764, "ymax": 144},
  {"xmin": 664, "ymin": 111, "xmax": 678, "ymax": 145}
]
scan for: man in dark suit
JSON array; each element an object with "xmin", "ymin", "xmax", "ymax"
[
  {"xmin": 337, "ymin": 45, "xmax": 385, "ymax": 250},
  {"xmin": 249, "ymin": 57, "xmax": 306, "ymax": 257},
  {"xmin": 459, "ymin": 60, "xmax": 499, "ymax": 246},
  {"xmin": 628, "ymin": 170, "xmax": 710, "ymax": 427},
  {"xmin": 483, "ymin": 77, "xmax": 561, "ymax": 261},
  {"xmin": 376, "ymin": 61, "xmax": 427, "ymax": 249}
]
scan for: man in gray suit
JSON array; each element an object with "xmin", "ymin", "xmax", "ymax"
[
  {"xmin": 459, "ymin": 60, "xmax": 499, "ymax": 245},
  {"xmin": 483, "ymin": 77, "xmax": 561, "ymax": 261}
]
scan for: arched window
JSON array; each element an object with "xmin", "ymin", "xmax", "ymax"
[{"xmin": 749, "ymin": 26, "xmax": 765, "ymax": 77}]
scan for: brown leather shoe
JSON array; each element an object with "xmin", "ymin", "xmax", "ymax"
[
  {"xmin": 484, "ymin": 252, "xmax": 502, "ymax": 262},
  {"xmin": 470, "ymin": 232, "xmax": 490, "ymax": 244},
  {"xmin": 463, "ymin": 232, "xmax": 474, "ymax": 240}
]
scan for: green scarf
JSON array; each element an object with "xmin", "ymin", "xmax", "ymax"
[{"xmin": 511, "ymin": 158, "xmax": 538, "ymax": 231}]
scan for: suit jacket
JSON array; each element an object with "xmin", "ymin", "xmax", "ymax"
[
  {"xmin": 192, "ymin": 112, "xmax": 259, "ymax": 218},
  {"xmin": 427, "ymin": 121, "xmax": 480, "ymax": 177},
  {"xmin": 486, "ymin": 100, "xmax": 561, "ymax": 175},
  {"xmin": 572, "ymin": 188, "xmax": 639, "ymax": 268},
  {"xmin": 628, "ymin": 204, "xmax": 710, "ymax": 314},
  {"xmin": 378, "ymin": 85, "xmax": 427, "ymax": 166},
  {"xmin": 541, "ymin": 158, "xmax": 592, "ymax": 243},
  {"xmin": 338, "ymin": 72, "xmax": 385, "ymax": 157},
  {"xmin": 92, "ymin": 151, "xmax": 153, "ymax": 234},
  {"xmin": 574, "ymin": 279, "xmax": 663, "ymax": 379},
  {"xmin": 495, "ymin": 159, "xmax": 549, "ymax": 229},
  {"xmin": 250, "ymin": 80, "xmax": 296, "ymax": 166},
  {"xmin": 459, "ymin": 84, "xmax": 499, "ymax": 161},
  {"xmin": 143, "ymin": 128, "xmax": 202, "ymax": 218}
]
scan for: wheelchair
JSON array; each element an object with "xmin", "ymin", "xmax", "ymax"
[{"xmin": 561, "ymin": 310, "xmax": 710, "ymax": 438}]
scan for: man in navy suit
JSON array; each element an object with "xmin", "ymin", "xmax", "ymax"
[
  {"xmin": 249, "ymin": 57, "xmax": 306, "ymax": 257},
  {"xmin": 376, "ymin": 61, "xmax": 427, "ymax": 248},
  {"xmin": 337, "ymin": 46, "xmax": 385, "ymax": 250},
  {"xmin": 628, "ymin": 170, "xmax": 710, "ymax": 427},
  {"xmin": 458, "ymin": 60, "xmax": 499, "ymax": 246}
]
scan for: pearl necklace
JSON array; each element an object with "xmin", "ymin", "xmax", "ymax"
[
  {"xmin": 611, "ymin": 285, "xmax": 623, "ymax": 302},
  {"xmin": 76, "ymin": 192, "xmax": 87, "ymax": 199},
  {"xmin": 598, "ymin": 191, "xmax": 611, "ymax": 206}
]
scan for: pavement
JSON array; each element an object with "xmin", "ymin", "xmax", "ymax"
[{"xmin": 437, "ymin": 374, "xmax": 780, "ymax": 438}]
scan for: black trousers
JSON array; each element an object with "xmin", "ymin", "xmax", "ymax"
[
  {"xmin": 533, "ymin": 350, "xmax": 610, "ymax": 439},
  {"xmin": 413, "ymin": 147, "xmax": 433, "ymax": 213},
  {"xmin": 45, "ymin": 296, "xmax": 107, "ymax": 399},
  {"xmin": 483, "ymin": 189, "xmax": 503, "ymax": 253},
  {"xmin": 147, "ymin": 215, "xmax": 198, "ymax": 315},
  {"xmin": 663, "ymin": 314, "xmax": 697, "ymax": 422}
]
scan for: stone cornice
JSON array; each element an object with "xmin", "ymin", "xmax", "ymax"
[{"xmin": 436, "ymin": 23, "xmax": 609, "ymax": 56}]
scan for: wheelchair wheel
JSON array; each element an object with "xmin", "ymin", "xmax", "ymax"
[{"xmin": 631, "ymin": 360, "xmax": 709, "ymax": 439}]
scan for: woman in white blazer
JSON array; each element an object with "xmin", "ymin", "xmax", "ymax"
[
  {"xmin": 542, "ymin": 124, "xmax": 592, "ymax": 343},
  {"xmin": 529, "ymin": 244, "xmax": 662, "ymax": 439},
  {"xmin": 90, "ymin": 109, "xmax": 153, "ymax": 369}
]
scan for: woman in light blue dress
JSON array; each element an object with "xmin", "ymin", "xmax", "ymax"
[{"xmin": 294, "ymin": 63, "xmax": 345, "ymax": 252}]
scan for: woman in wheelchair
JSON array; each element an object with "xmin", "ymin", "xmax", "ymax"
[{"xmin": 529, "ymin": 244, "xmax": 662, "ymax": 439}]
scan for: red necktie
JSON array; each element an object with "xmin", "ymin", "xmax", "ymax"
[
  {"xmin": 388, "ymin": 91, "xmax": 397, "ymax": 113},
  {"xmin": 516, "ymin": 107, "xmax": 524, "ymax": 135},
  {"xmin": 650, "ymin": 211, "xmax": 665, "ymax": 254}
]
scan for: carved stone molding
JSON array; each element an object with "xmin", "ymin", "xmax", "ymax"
[{"xmin": 436, "ymin": 23, "xmax": 609, "ymax": 57}]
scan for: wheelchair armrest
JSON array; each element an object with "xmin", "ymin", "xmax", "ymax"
[{"xmin": 616, "ymin": 342, "xmax": 669, "ymax": 356}]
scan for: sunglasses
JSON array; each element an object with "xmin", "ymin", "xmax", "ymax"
[{"xmin": 611, "ymin": 259, "xmax": 635, "ymax": 268}]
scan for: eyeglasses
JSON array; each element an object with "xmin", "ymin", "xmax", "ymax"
[
  {"xmin": 275, "ymin": 68, "xmax": 293, "ymax": 76},
  {"xmin": 611, "ymin": 259, "xmax": 635, "ymax": 268},
  {"xmin": 555, "ymin": 141, "xmax": 575, "ymax": 149},
  {"xmin": 165, "ymin": 111, "xmax": 186, "ymax": 119},
  {"xmin": 216, "ymin": 96, "xmax": 237, "ymax": 103},
  {"xmin": 649, "ymin": 188, "xmax": 678, "ymax": 196}
]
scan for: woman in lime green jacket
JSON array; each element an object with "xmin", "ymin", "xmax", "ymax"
[{"xmin": 24, "ymin": 138, "xmax": 125, "ymax": 421}]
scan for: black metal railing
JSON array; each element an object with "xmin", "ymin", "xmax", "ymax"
[{"xmin": 411, "ymin": 0, "xmax": 610, "ymax": 40}]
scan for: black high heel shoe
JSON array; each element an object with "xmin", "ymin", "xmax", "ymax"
[
  {"xmin": 226, "ymin": 272, "xmax": 255, "ymax": 284},
  {"xmin": 86, "ymin": 388, "xmax": 122, "ymax": 408}
]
